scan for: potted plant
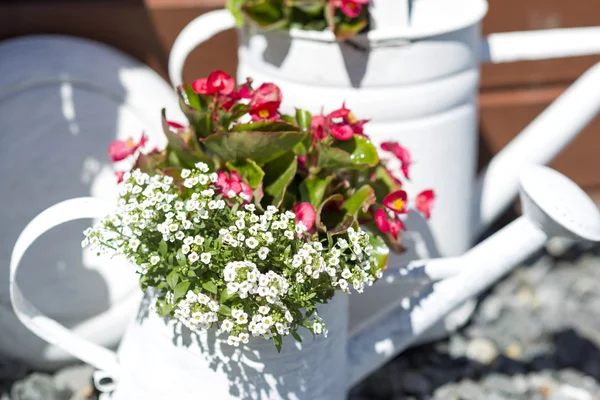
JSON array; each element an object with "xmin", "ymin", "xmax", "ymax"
[{"xmin": 80, "ymin": 70, "xmax": 431, "ymax": 397}]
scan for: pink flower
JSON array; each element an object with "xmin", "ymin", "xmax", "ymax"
[
  {"xmin": 249, "ymin": 83, "xmax": 282, "ymax": 121},
  {"xmin": 375, "ymin": 208, "xmax": 406, "ymax": 238},
  {"xmin": 167, "ymin": 121, "xmax": 187, "ymax": 130},
  {"xmin": 415, "ymin": 189, "xmax": 435, "ymax": 220},
  {"xmin": 250, "ymin": 83, "xmax": 282, "ymax": 108},
  {"xmin": 375, "ymin": 208, "xmax": 390, "ymax": 233},
  {"xmin": 191, "ymin": 78, "xmax": 209, "ymax": 94},
  {"xmin": 339, "ymin": 0, "xmax": 368, "ymax": 18},
  {"xmin": 115, "ymin": 171, "xmax": 125, "ymax": 183},
  {"xmin": 380, "ymin": 141, "xmax": 413, "ymax": 179},
  {"xmin": 294, "ymin": 202, "xmax": 316, "ymax": 232},
  {"xmin": 327, "ymin": 103, "xmax": 369, "ymax": 141},
  {"xmin": 206, "ymin": 70, "xmax": 235, "ymax": 95},
  {"xmin": 191, "ymin": 70, "xmax": 235, "ymax": 96},
  {"xmin": 107, "ymin": 133, "xmax": 148, "ymax": 162},
  {"xmin": 330, "ymin": 123, "xmax": 354, "ymax": 140},
  {"xmin": 214, "ymin": 171, "xmax": 252, "ymax": 203},
  {"xmin": 249, "ymin": 102, "xmax": 280, "ymax": 121},
  {"xmin": 382, "ymin": 190, "xmax": 409, "ymax": 214},
  {"xmin": 311, "ymin": 114, "xmax": 328, "ymax": 142}
]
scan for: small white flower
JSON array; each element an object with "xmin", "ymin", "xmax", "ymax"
[
  {"xmin": 341, "ymin": 269, "xmax": 352, "ymax": 279},
  {"xmin": 194, "ymin": 235, "xmax": 204, "ymax": 246},
  {"xmin": 329, "ymin": 257, "xmax": 340, "ymax": 266},
  {"xmin": 227, "ymin": 335, "xmax": 240, "ymax": 347},
  {"xmin": 181, "ymin": 244, "xmax": 191, "ymax": 254},
  {"xmin": 295, "ymin": 222, "xmax": 307, "ymax": 234},
  {"xmin": 256, "ymin": 247, "xmax": 269, "ymax": 260},
  {"xmin": 200, "ymin": 252, "xmax": 211, "ymax": 264},
  {"xmin": 209, "ymin": 172, "xmax": 218, "ymax": 182},
  {"xmin": 150, "ymin": 255, "xmax": 161, "ymax": 265},
  {"xmin": 188, "ymin": 252, "xmax": 199, "ymax": 263},
  {"xmin": 337, "ymin": 238, "xmax": 348, "ymax": 249},
  {"xmin": 195, "ymin": 162, "xmax": 209, "ymax": 172},
  {"xmin": 284, "ymin": 230, "xmax": 294, "ymax": 240},
  {"xmin": 238, "ymin": 332, "xmax": 250, "ymax": 344},
  {"xmin": 198, "ymin": 174, "xmax": 208, "ymax": 185},
  {"xmin": 227, "ymin": 190, "xmax": 237, "ymax": 198},
  {"xmin": 245, "ymin": 237, "xmax": 259, "ymax": 249},
  {"xmin": 235, "ymin": 219, "xmax": 245, "ymax": 230},
  {"xmin": 262, "ymin": 316, "xmax": 273, "ymax": 327},
  {"xmin": 236, "ymin": 313, "xmax": 248, "ymax": 325},
  {"xmin": 244, "ymin": 204, "xmax": 256, "ymax": 212},
  {"xmin": 338, "ymin": 279, "xmax": 349, "ymax": 291},
  {"xmin": 285, "ymin": 311, "xmax": 293, "ymax": 323},
  {"xmin": 313, "ymin": 321, "xmax": 323, "ymax": 335},
  {"xmin": 180, "ymin": 169, "xmax": 191, "ymax": 178},
  {"xmin": 258, "ymin": 306, "xmax": 270, "ymax": 315},
  {"xmin": 296, "ymin": 273, "xmax": 305, "ymax": 283}
]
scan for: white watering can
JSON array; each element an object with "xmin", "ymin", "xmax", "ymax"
[
  {"xmin": 0, "ymin": 36, "xmax": 186, "ymax": 368},
  {"xmin": 10, "ymin": 166, "xmax": 600, "ymax": 399},
  {"xmin": 168, "ymin": 0, "xmax": 600, "ymax": 336}
]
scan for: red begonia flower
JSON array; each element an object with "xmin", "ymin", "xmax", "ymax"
[
  {"xmin": 293, "ymin": 202, "xmax": 316, "ymax": 232},
  {"xmin": 339, "ymin": 0, "xmax": 368, "ymax": 18},
  {"xmin": 107, "ymin": 133, "xmax": 148, "ymax": 162},
  {"xmin": 191, "ymin": 78, "xmax": 209, "ymax": 94},
  {"xmin": 383, "ymin": 190, "xmax": 409, "ymax": 214},
  {"xmin": 206, "ymin": 70, "xmax": 235, "ymax": 95},
  {"xmin": 249, "ymin": 102, "xmax": 280, "ymax": 121},
  {"xmin": 311, "ymin": 114, "xmax": 328, "ymax": 142},
  {"xmin": 415, "ymin": 189, "xmax": 435, "ymax": 220},
  {"xmin": 380, "ymin": 141, "xmax": 413, "ymax": 179},
  {"xmin": 375, "ymin": 208, "xmax": 390, "ymax": 233}
]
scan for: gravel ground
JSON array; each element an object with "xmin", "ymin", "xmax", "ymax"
[
  {"xmin": 350, "ymin": 242, "xmax": 600, "ymax": 399},
  {"xmin": 2, "ymin": 242, "xmax": 600, "ymax": 400}
]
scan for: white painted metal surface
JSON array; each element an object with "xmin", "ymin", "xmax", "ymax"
[
  {"xmin": 0, "ymin": 36, "xmax": 184, "ymax": 368},
  {"xmin": 11, "ymin": 167, "xmax": 600, "ymax": 398}
]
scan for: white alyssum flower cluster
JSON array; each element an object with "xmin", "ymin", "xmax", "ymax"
[{"xmin": 84, "ymin": 164, "xmax": 383, "ymax": 350}]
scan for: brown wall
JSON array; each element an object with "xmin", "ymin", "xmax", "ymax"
[{"xmin": 1, "ymin": 0, "xmax": 599, "ymax": 199}]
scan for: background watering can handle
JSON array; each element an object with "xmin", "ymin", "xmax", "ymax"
[
  {"xmin": 9, "ymin": 197, "xmax": 121, "ymax": 378},
  {"xmin": 169, "ymin": 9, "xmax": 237, "ymax": 87}
]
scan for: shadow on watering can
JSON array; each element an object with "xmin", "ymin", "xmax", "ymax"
[{"xmin": 9, "ymin": 166, "xmax": 600, "ymax": 399}]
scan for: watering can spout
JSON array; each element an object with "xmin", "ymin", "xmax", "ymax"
[
  {"xmin": 347, "ymin": 166, "xmax": 600, "ymax": 388},
  {"xmin": 472, "ymin": 60, "xmax": 600, "ymax": 238}
]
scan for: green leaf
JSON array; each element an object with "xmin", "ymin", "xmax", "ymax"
[
  {"xmin": 371, "ymin": 166, "xmax": 403, "ymax": 202},
  {"xmin": 325, "ymin": 185, "xmax": 376, "ymax": 235},
  {"xmin": 220, "ymin": 289, "xmax": 233, "ymax": 303},
  {"xmin": 218, "ymin": 304, "xmax": 232, "ymax": 316},
  {"xmin": 342, "ymin": 185, "xmax": 376, "ymax": 215},
  {"xmin": 226, "ymin": 159, "xmax": 265, "ymax": 189},
  {"xmin": 315, "ymin": 194, "xmax": 344, "ymax": 232},
  {"xmin": 174, "ymin": 281, "xmax": 190, "ymax": 300},
  {"xmin": 242, "ymin": 0, "xmax": 287, "ymax": 30},
  {"xmin": 159, "ymin": 240, "xmax": 168, "ymax": 256},
  {"xmin": 368, "ymin": 231, "xmax": 391, "ymax": 273},
  {"xmin": 175, "ymin": 250, "xmax": 187, "ymax": 267},
  {"xmin": 317, "ymin": 135, "xmax": 379, "ymax": 170},
  {"xmin": 334, "ymin": 17, "xmax": 368, "ymax": 40},
  {"xmin": 231, "ymin": 121, "xmax": 301, "ymax": 133},
  {"xmin": 202, "ymin": 281, "xmax": 218, "ymax": 294},
  {"xmin": 262, "ymin": 153, "xmax": 298, "ymax": 207},
  {"xmin": 291, "ymin": 330, "xmax": 303, "ymax": 343},
  {"xmin": 226, "ymin": 0, "xmax": 246, "ymax": 26},
  {"xmin": 177, "ymin": 85, "xmax": 212, "ymax": 138},
  {"xmin": 299, "ymin": 175, "xmax": 334, "ymax": 209},
  {"xmin": 295, "ymin": 109, "xmax": 312, "ymax": 131},
  {"xmin": 273, "ymin": 334, "xmax": 283, "ymax": 352},
  {"xmin": 203, "ymin": 130, "xmax": 308, "ymax": 164},
  {"xmin": 161, "ymin": 109, "xmax": 213, "ymax": 169},
  {"xmin": 157, "ymin": 302, "xmax": 175, "ymax": 317},
  {"xmin": 167, "ymin": 270, "xmax": 180, "ymax": 290}
]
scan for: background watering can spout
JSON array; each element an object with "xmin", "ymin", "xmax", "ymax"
[
  {"xmin": 473, "ymin": 60, "xmax": 600, "ymax": 238},
  {"xmin": 346, "ymin": 165, "xmax": 600, "ymax": 388}
]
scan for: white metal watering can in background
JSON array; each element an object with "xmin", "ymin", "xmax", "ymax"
[
  {"xmin": 10, "ymin": 166, "xmax": 600, "ymax": 399},
  {"xmin": 0, "ymin": 36, "xmax": 186, "ymax": 368},
  {"xmin": 168, "ymin": 0, "xmax": 600, "ymax": 336}
]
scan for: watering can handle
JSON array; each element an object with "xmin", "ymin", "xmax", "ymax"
[
  {"xmin": 9, "ymin": 197, "xmax": 121, "ymax": 377},
  {"xmin": 168, "ymin": 9, "xmax": 237, "ymax": 87}
]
